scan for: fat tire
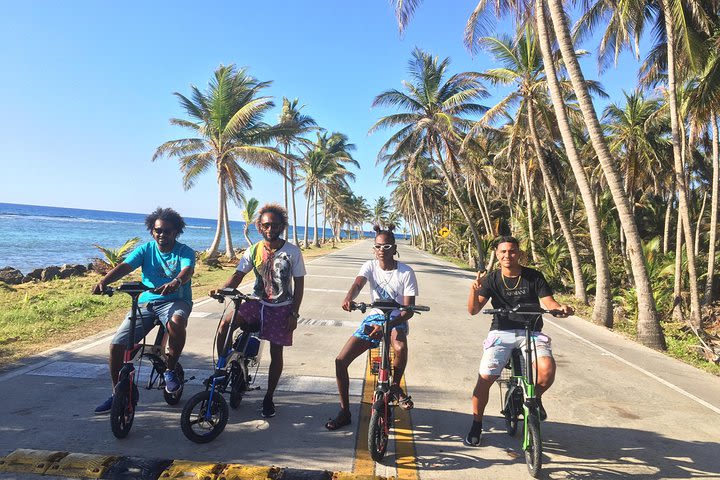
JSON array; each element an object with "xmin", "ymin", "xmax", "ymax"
[
  {"xmin": 110, "ymin": 380, "xmax": 137, "ymax": 439},
  {"xmin": 368, "ymin": 404, "xmax": 389, "ymax": 462},
  {"xmin": 180, "ymin": 390, "xmax": 228, "ymax": 444},
  {"xmin": 525, "ymin": 414, "xmax": 542, "ymax": 478},
  {"xmin": 229, "ymin": 361, "xmax": 248, "ymax": 409},
  {"xmin": 163, "ymin": 362, "xmax": 184, "ymax": 405}
]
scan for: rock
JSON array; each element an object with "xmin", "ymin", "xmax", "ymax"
[
  {"xmin": 58, "ymin": 266, "xmax": 75, "ymax": 279},
  {"xmin": 0, "ymin": 267, "xmax": 24, "ymax": 285},
  {"xmin": 25, "ymin": 268, "xmax": 44, "ymax": 280},
  {"xmin": 41, "ymin": 266, "xmax": 61, "ymax": 281},
  {"xmin": 87, "ymin": 263, "xmax": 94, "ymax": 272},
  {"xmin": 72, "ymin": 264, "xmax": 87, "ymax": 275}
]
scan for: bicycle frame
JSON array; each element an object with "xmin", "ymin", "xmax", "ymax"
[
  {"xmin": 516, "ymin": 317, "xmax": 540, "ymax": 451},
  {"xmin": 372, "ymin": 309, "xmax": 395, "ymax": 435}
]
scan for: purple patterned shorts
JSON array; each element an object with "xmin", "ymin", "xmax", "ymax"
[{"xmin": 237, "ymin": 300, "xmax": 295, "ymax": 346}]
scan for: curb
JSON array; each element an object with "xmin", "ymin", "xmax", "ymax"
[{"xmin": 0, "ymin": 449, "xmax": 392, "ymax": 480}]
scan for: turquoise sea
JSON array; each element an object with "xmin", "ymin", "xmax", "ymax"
[{"xmin": 0, "ymin": 203, "xmax": 365, "ymax": 274}]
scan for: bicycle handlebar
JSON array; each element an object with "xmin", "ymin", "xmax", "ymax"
[
  {"xmin": 482, "ymin": 303, "xmax": 561, "ymax": 316},
  {"xmin": 101, "ymin": 281, "xmax": 152, "ymax": 297},
  {"xmin": 349, "ymin": 300, "xmax": 430, "ymax": 314},
  {"xmin": 210, "ymin": 288, "xmax": 259, "ymax": 303}
]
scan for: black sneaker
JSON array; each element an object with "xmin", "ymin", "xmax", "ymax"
[
  {"xmin": 463, "ymin": 421, "xmax": 482, "ymax": 447},
  {"xmin": 261, "ymin": 398, "xmax": 276, "ymax": 418},
  {"xmin": 94, "ymin": 395, "xmax": 113, "ymax": 415},
  {"xmin": 537, "ymin": 398, "xmax": 547, "ymax": 421}
]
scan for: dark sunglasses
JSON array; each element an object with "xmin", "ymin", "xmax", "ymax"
[
  {"xmin": 373, "ymin": 244, "xmax": 394, "ymax": 251},
  {"xmin": 260, "ymin": 222, "xmax": 282, "ymax": 229},
  {"xmin": 153, "ymin": 227, "xmax": 175, "ymax": 235}
]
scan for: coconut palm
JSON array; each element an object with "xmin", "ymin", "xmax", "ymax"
[
  {"xmin": 153, "ymin": 64, "xmax": 285, "ymax": 260},
  {"xmin": 240, "ymin": 197, "xmax": 259, "ymax": 247},
  {"xmin": 371, "ymin": 47, "xmax": 490, "ymax": 267},
  {"xmin": 371, "ymin": 197, "xmax": 391, "ymax": 228}
]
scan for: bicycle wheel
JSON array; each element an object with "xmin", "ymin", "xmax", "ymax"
[
  {"xmin": 180, "ymin": 390, "xmax": 228, "ymax": 444},
  {"xmin": 525, "ymin": 413, "xmax": 542, "ymax": 478},
  {"xmin": 110, "ymin": 380, "xmax": 138, "ymax": 439},
  {"xmin": 163, "ymin": 362, "xmax": 184, "ymax": 405},
  {"xmin": 368, "ymin": 395, "xmax": 389, "ymax": 461},
  {"xmin": 503, "ymin": 384, "xmax": 519, "ymax": 436},
  {"xmin": 229, "ymin": 361, "xmax": 248, "ymax": 409}
]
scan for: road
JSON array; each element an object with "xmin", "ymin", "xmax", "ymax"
[{"xmin": 1, "ymin": 240, "xmax": 719, "ymax": 479}]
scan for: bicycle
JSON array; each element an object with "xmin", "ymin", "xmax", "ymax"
[
  {"xmin": 483, "ymin": 303, "xmax": 554, "ymax": 478},
  {"xmin": 180, "ymin": 288, "xmax": 261, "ymax": 443},
  {"xmin": 100, "ymin": 281, "xmax": 188, "ymax": 439},
  {"xmin": 348, "ymin": 299, "xmax": 429, "ymax": 462}
]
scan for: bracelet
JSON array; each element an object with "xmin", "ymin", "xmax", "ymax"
[{"xmin": 174, "ymin": 277, "xmax": 182, "ymax": 285}]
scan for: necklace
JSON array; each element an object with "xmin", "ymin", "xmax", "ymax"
[{"xmin": 502, "ymin": 273, "xmax": 522, "ymax": 290}]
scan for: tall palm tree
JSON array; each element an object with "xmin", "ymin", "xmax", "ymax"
[
  {"xmin": 240, "ymin": 197, "xmax": 259, "ymax": 247},
  {"xmin": 153, "ymin": 64, "xmax": 285, "ymax": 259},
  {"xmin": 371, "ymin": 48, "xmax": 490, "ymax": 268},
  {"xmin": 275, "ymin": 98, "xmax": 317, "ymax": 244},
  {"xmin": 371, "ymin": 197, "xmax": 391, "ymax": 228}
]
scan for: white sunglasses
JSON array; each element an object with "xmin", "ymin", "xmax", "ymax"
[{"xmin": 373, "ymin": 244, "xmax": 394, "ymax": 251}]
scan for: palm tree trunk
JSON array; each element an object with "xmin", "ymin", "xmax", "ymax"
[
  {"xmin": 303, "ymin": 188, "xmax": 311, "ymax": 248},
  {"xmin": 283, "ymin": 145, "xmax": 290, "ymax": 240},
  {"xmin": 223, "ymin": 203, "xmax": 235, "ymax": 260},
  {"xmin": 660, "ymin": 0, "xmax": 701, "ymax": 328},
  {"xmin": 291, "ymin": 166, "xmax": 300, "ymax": 245},
  {"xmin": 546, "ymin": 0, "xmax": 662, "ymax": 344},
  {"xmin": 313, "ymin": 188, "xmax": 320, "ymax": 247},
  {"xmin": 695, "ymin": 191, "xmax": 707, "ymax": 257},
  {"xmin": 544, "ymin": 184, "xmax": 556, "ymax": 237},
  {"xmin": 207, "ymin": 176, "xmax": 225, "ymax": 257},
  {"xmin": 410, "ymin": 189, "xmax": 428, "ymax": 250},
  {"xmin": 663, "ymin": 193, "xmax": 672, "ymax": 254},
  {"xmin": 706, "ymin": 114, "xmax": 719, "ymax": 303},
  {"xmin": 321, "ymin": 198, "xmax": 328, "ymax": 244},
  {"xmin": 536, "ymin": 0, "xmax": 613, "ymax": 327},
  {"xmin": 434, "ymin": 141, "xmax": 486, "ymax": 269},
  {"xmin": 520, "ymin": 159, "xmax": 538, "ymax": 263},
  {"xmin": 528, "ymin": 102, "xmax": 587, "ymax": 303},
  {"xmin": 243, "ymin": 224, "xmax": 252, "ymax": 248},
  {"xmin": 673, "ymin": 207, "xmax": 684, "ymax": 321},
  {"xmin": 473, "ymin": 183, "xmax": 493, "ymax": 234}
]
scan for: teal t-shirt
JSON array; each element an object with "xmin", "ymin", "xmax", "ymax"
[{"xmin": 123, "ymin": 241, "xmax": 195, "ymax": 304}]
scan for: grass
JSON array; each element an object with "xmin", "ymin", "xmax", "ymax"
[{"xmin": 0, "ymin": 240, "xmax": 357, "ymax": 370}]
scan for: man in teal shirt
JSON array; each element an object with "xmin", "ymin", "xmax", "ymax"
[{"xmin": 92, "ymin": 207, "xmax": 195, "ymax": 414}]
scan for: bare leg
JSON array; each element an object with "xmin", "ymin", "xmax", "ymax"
[
  {"xmin": 216, "ymin": 311, "xmax": 238, "ymax": 357},
  {"xmin": 471, "ymin": 374, "xmax": 498, "ymax": 422},
  {"xmin": 109, "ymin": 344, "xmax": 125, "ymax": 388},
  {"xmin": 265, "ymin": 343, "xmax": 284, "ymax": 402},
  {"xmin": 334, "ymin": 336, "xmax": 374, "ymax": 410},
  {"xmin": 165, "ymin": 314, "xmax": 187, "ymax": 371},
  {"xmin": 390, "ymin": 328, "xmax": 408, "ymax": 391},
  {"xmin": 535, "ymin": 356, "xmax": 556, "ymax": 397}
]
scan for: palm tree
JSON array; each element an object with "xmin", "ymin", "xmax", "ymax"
[
  {"xmin": 275, "ymin": 98, "xmax": 317, "ymax": 243},
  {"xmin": 240, "ymin": 197, "xmax": 259, "ymax": 247},
  {"xmin": 153, "ymin": 64, "xmax": 285, "ymax": 260},
  {"xmin": 371, "ymin": 48, "xmax": 490, "ymax": 268},
  {"xmin": 371, "ymin": 197, "xmax": 391, "ymax": 228}
]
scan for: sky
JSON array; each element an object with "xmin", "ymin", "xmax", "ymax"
[{"xmin": 0, "ymin": 1, "xmax": 646, "ymax": 224}]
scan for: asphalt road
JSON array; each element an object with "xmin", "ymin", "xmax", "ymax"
[{"xmin": 1, "ymin": 240, "xmax": 719, "ymax": 479}]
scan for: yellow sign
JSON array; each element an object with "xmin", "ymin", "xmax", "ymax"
[{"xmin": 438, "ymin": 227, "xmax": 450, "ymax": 238}]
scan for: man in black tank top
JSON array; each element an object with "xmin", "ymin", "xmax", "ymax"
[{"xmin": 464, "ymin": 236, "xmax": 574, "ymax": 446}]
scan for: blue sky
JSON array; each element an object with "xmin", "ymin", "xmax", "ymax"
[{"xmin": 0, "ymin": 1, "xmax": 644, "ymax": 224}]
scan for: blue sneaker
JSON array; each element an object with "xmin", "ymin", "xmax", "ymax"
[
  {"xmin": 94, "ymin": 395, "xmax": 113, "ymax": 415},
  {"xmin": 164, "ymin": 370, "xmax": 181, "ymax": 393}
]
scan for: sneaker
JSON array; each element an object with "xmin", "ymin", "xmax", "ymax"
[
  {"xmin": 261, "ymin": 398, "xmax": 276, "ymax": 418},
  {"xmin": 164, "ymin": 370, "xmax": 181, "ymax": 393},
  {"xmin": 94, "ymin": 395, "xmax": 113, "ymax": 415},
  {"xmin": 463, "ymin": 421, "xmax": 482, "ymax": 447},
  {"xmin": 537, "ymin": 398, "xmax": 547, "ymax": 421}
]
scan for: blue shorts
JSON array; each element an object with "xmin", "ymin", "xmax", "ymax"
[
  {"xmin": 353, "ymin": 313, "xmax": 409, "ymax": 348},
  {"xmin": 111, "ymin": 300, "xmax": 191, "ymax": 346}
]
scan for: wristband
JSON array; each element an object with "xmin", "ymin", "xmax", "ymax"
[{"xmin": 174, "ymin": 277, "xmax": 182, "ymax": 285}]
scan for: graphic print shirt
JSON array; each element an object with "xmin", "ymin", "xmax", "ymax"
[
  {"xmin": 123, "ymin": 241, "xmax": 195, "ymax": 304},
  {"xmin": 236, "ymin": 240, "xmax": 306, "ymax": 305},
  {"xmin": 477, "ymin": 266, "xmax": 553, "ymax": 331},
  {"xmin": 358, "ymin": 260, "xmax": 418, "ymax": 316}
]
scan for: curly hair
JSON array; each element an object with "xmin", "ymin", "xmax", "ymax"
[
  {"xmin": 373, "ymin": 223, "xmax": 396, "ymax": 243},
  {"xmin": 256, "ymin": 203, "xmax": 288, "ymax": 229},
  {"xmin": 145, "ymin": 207, "xmax": 186, "ymax": 235}
]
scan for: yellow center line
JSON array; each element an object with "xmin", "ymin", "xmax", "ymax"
[{"xmin": 352, "ymin": 348, "xmax": 419, "ymax": 480}]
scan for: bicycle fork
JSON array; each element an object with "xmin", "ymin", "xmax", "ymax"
[{"xmin": 521, "ymin": 379, "xmax": 539, "ymax": 450}]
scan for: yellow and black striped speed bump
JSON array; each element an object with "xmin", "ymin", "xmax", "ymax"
[{"xmin": 0, "ymin": 449, "xmax": 393, "ymax": 480}]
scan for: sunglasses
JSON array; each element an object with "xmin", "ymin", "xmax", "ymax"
[
  {"xmin": 260, "ymin": 222, "xmax": 282, "ymax": 229},
  {"xmin": 153, "ymin": 227, "xmax": 175, "ymax": 235},
  {"xmin": 373, "ymin": 244, "xmax": 394, "ymax": 251}
]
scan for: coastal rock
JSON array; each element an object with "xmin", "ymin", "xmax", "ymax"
[
  {"xmin": 25, "ymin": 268, "xmax": 44, "ymax": 280},
  {"xmin": 0, "ymin": 267, "xmax": 24, "ymax": 285},
  {"xmin": 41, "ymin": 266, "xmax": 61, "ymax": 281},
  {"xmin": 58, "ymin": 265, "xmax": 76, "ymax": 279}
]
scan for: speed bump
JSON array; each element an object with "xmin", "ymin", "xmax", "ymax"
[
  {"xmin": 46, "ymin": 452, "xmax": 119, "ymax": 478},
  {"xmin": 219, "ymin": 464, "xmax": 281, "ymax": 480},
  {"xmin": 159, "ymin": 460, "xmax": 226, "ymax": 479},
  {"xmin": 0, "ymin": 448, "xmax": 68, "ymax": 475}
]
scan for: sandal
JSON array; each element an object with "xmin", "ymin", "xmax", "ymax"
[
  {"xmin": 325, "ymin": 410, "xmax": 351, "ymax": 430},
  {"xmin": 398, "ymin": 394, "xmax": 414, "ymax": 410}
]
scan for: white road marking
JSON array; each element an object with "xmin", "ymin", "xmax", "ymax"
[
  {"xmin": 189, "ymin": 311, "xmax": 214, "ymax": 318},
  {"xmin": 305, "ymin": 275, "xmax": 358, "ymax": 279},
  {"xmin": 304, "ymin": 288, "xmax": 370, "ymax": 294},
  {"xmin": 25, "ymin": 361, "xmax": 362, "ymax": 396},
  {"xmin": 545, "ymin": 318, "xmax": 720, "ymax": 416}
]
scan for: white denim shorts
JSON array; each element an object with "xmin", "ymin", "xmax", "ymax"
[{"xmin": 479, "ymin": 329, "xmax": 553, "ymax": 376}]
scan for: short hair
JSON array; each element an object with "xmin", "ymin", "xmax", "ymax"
[
  {"xmin": 256, "ymin": 203, "xmax": 288, "ymax": 229},
  {"xmin": 373, "ymin": 224, "xmax": 396, "ymax": 243},
  {"xmin": 494, "ymin": 235, "xmax": 519, "ymax": 249},
  {"xmin": 145, "ymin": 207, "xmax": 186, "ymax": 235}
]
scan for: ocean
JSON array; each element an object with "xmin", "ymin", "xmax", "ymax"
[{"xmin": 0, "ymin": 203, "xmax": 365, "ymax": 274}]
